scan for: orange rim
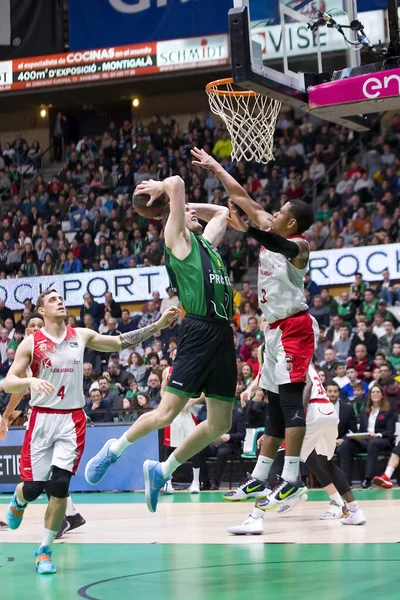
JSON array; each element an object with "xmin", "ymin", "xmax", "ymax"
[{"xmin": 205, "ymin": 77, "xmax": 258, "ymax": 97}]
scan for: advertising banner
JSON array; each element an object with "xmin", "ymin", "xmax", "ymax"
[
  {"xmin": 68, "ymin": 0, "xmax": 233, "ymax": 50},
  {"xmin": 0, "ymin": 266, "xmax": 170, "ymax": 310},
  {"xmin": 0, "ymin": 427, "xmax": 159, "ymax": 492},
  {"xmin": 309, "ymin": 242, "xmax": 400, "ymax": 286},
  {"xmin": 0, "ymin": 0, "xmax": 64, "ymax": 60}
]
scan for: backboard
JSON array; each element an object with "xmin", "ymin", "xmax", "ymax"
[{"xmin": 228, "ymin": 0, "xmax": 396, "ymax": 132}]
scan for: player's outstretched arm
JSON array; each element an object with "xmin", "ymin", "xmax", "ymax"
[
  {"xmin": 82, "ymin": 307, "xmax": 181, "ymax": 352},
  {"xmin": 3, "ymin": 337, "xmax": 56, "ymax": 395},
  {"xmin": 188, "ymin": 203, "xmax": 229, "ymax": 246},
  {"xmin": 227, "ymin": 200, "xmax": 309, "ymax": 269},
  {"xmin": 191, "ymin": 147, "xmax": 272, "ymax": 230}
]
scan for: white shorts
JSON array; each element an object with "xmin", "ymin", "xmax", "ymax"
[
  {"xmin": 20, "ymin": 407, "xmax": 86, "ymax": 481},
  {"xmin": 164, "ymin": 410, "xmax": 198, "ymax": 447},
  {"xmin": 300, "ymin": 401, "xmax": 339, "ymax": 462},
  {"xmin": 260, "ymin": 312, "xmax": 319, "ymax": 394}
]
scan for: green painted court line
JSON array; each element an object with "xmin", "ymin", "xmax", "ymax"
[
  {"xmin": 1, "ymin": 488, "xmax": 399, "ymax": 504},
  {"xmin": 1, "ymin": 543, "xmax": 400, "ymax": 600}
]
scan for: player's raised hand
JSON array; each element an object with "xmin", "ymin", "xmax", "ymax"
[
  {"xmin": 227, "ymin": 199, "xmax": 248, "ymax": 232},
  {"xmin": 157, "ymin": 307, "xmax": 181, "ymax": 329},
  {"xmin": 134, "ymin": 179, "xmax": 164, "ymax": 206},
  {"xmin": 0, "ymin": 416, "xmax": 8, "ymax": 441},
  {"xmin": 30, "ymin": 378, "xmax": 56, "ymax": 396},
  {"xmin": 240, "ymin": 389, "xmax": 251, "ymax": 408},
  {"xmin": 191, "ymin": 147, "xmax": 219, "ymax": 171}
]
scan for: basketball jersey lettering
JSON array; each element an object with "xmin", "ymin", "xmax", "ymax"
[
  {"xmin": 260, "ymin": 288, "xmax": 268, "ymax": 304},
  {"xmin": 57, "ymin": 386, "xmax": 66, "ymax": 400}
]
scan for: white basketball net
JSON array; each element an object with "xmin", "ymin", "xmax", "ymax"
[{"xmin": 206, "ymin": 80, "xmax": 282, "ymax": 164}]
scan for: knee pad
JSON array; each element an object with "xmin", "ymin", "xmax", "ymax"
[
  {"xmin": 48, "ymin": 466, "xmax": 72, "ymax": 499},
  {"xmin": 22, "ymin": 481, "xmax": 46, "ymax": 503},
  {"xmin": 266, "ymin": 391, "xmax": 285, "ymax": 439},
  {"xmin": 279, "ymin": 382, "xmax": 306, "ymax": 429}
]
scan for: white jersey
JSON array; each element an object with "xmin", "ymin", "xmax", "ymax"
[
  {"xmin": 308, "ymin": 365, "xmax": 330, "ymax": 403},
  {"xmin": 29, "ymin": 326, "xmax": 85, "ymax": 410},
  {"xmin": 258, "ymin": 236, "xmax": 309, "ymax": 324}
]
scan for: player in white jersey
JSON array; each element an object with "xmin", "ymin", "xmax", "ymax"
[
  {"xmin": 0, "ymin": 313, "xmax": 86, "ymax": 537},
  {"xmin": 192, "ymin": 147, "xmax": 317, "ymax": 510},
  {"xmin": 228, "ymin": 366, "xmax": 366, "ymax": 534},
  {"xmin": 2, "ymin": 289, "xmax": 179, "ymax": 575}
]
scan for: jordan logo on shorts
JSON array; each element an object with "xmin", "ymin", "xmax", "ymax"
[{"xmin": 291, "ymin": 411, "xmax": 304, "ymax": 422}]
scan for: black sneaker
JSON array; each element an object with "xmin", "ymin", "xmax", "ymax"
[
  {"xmin": 360, "ymin": 479, "xmax": 372, "ymax": 490},
  {"xmin": 66, "ymin": 513, "xmax": 86, "ymax": 532},
  {"xmin": 223, "ymin": 475, "xmax": 269, "ymax": 501},
  {"xmin": 257, "ymin": 475, "xmax": 308, "ymax": 511},
  {"xmin": 56, "ymin": 517, "xmax": 70, "ymax": 539}
]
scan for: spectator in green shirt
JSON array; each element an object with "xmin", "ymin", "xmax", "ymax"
[
  {"xmin": 212, "ymin": 131, "xmax": 232, "ymax": 160},
  {"xmin": 315, "ymin": 200, "xmax": 333, "ymax": 221},
  {"xmin": 388, "ymin": 342, "xmax": 400, "ymax": 373},
  {"xmin": 337, "ymin": 291, "xmax": 356, "ymax": 325},
  {"xmin": 350, "ymin": 272, "xmax": 367, "ymax": 301},
  {"xmin": 361, "ymin": 288, "xmax": 378, "ymax": 324},
  {"xmin": 321, "ymin": 287, "xmax": 338, "ymax": 315}
]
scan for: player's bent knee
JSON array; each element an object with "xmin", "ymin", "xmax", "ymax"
[
  {"xmin": 279, "ymin": 382, "xmax": 306, "ymax": 428},
  {"xmin": 22, "ymin": 481, "xmax": 47, "ymax": 502},
  {"xmin": 49, "ymin": 466, "xmax": 72, "ymax": 499}
]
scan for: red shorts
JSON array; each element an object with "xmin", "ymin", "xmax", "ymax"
[
  {"xmin": 20, "ymin": 407, "xmax": 86, "ymax": 482},
  {"xmin": 260, "ymin": 311, "xmax": 319, "ymax": 394}
]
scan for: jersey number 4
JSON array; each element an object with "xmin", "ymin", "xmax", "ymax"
[{"xmin": 57, "ymin": 386, "xmax": 65, "ymax": 400}]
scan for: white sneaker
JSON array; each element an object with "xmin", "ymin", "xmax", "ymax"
[
  {"xmin": 227, "ymin": 515, "xmax": 264, "ymax": 535},
  {"xmin": 341, "ymin": 507, "xmax": 366, "ymax": 526},
  {"xmin": 320, "ymin": 501, "xmax": 345, "ymax": 520},
  {"xmin": 162, "ymin": 480, "xmax": 174, "ymax": 495},
  {"xmin": 277, "ymin": 493, "xmax": 308, "ymax": 515},
  {"xmin": 189, "ymin": 482, "xmax": 200, "ymax": 494}
]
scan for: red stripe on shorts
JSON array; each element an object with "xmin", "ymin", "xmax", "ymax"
[
  {"xmin": 19, "ymin": 408, "xmax": 39, "ymax": 481},
  {"xmin": 72, "ymin": 410, "xmax": 87, "ymax": 475},
  {"xmin": 32, "ymin": 406, "xmax": 84, "ymax": 414}
]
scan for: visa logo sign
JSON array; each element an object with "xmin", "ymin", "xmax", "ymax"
[{"xmin": 108, "ymin": 0, "xmax": 191, "ymax": 14}]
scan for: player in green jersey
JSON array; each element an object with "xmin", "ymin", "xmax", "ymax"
[{"xmin": 85, "ymin": 176, "xmax": 237, "ymax": 513}]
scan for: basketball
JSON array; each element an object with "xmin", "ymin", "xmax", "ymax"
[{"xmin": 132, "ymin": 192, "xmax": 166, "ymax": 219}]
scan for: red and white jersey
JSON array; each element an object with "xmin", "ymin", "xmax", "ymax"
[
  {"xmin": 29, "ymin": 326, "xmax": 85, "ymax": 410},
  {"xmin": 258, "ymin": 235, "xmax": 309, "ymax": 324},
  {"xmin": 308, "ymin": 365, "xmax": 329, "ymax": 403}
]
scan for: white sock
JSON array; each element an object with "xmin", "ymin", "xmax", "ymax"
[
  {"xmin": 281, "ymin": 456, "xmax": 300, "ymax": 483},
  {"xmin": 329, "ymin": 492, "xmax": 344, "ymax": 507},
  {"xmin": 385, "ymin": 466, "xmax": 395, "ymax": 478},
  {"xmin": 110, "ymin": 433, "xmax": 131, "ymax": 457},
  {"xmin": 41, "ymin": 528, "xmax": 57, "ymax": 549},
  {"xmin": 252, "ymin": 456, "xmax": 274, "ymax": 482},
  {"xmin": 192, "ymin": 468, "xmax": 200, "ymax": 486},
  {"xmin": 347, "ymin": 500, "xmax": 359, "ymax": 512},
  {"xmin": 161, "ymin": 454, "xmax": 182, "ymax": 479},
  {"xmin": 66, "ymin": 496, "xmax": 78, "ymax": 517},
  {"xmin": 250, "ymin": 506, "xmax": 265, "ymax": 519}
]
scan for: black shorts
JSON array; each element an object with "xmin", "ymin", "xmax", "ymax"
[{"xmin": 165, "ymin": 314, "xmax": 237, "ymax": 402}]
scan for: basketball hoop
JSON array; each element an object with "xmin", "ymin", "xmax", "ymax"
[{"xmin": 206, "ymin": 77, "xmax": 282, "ymax": 164}]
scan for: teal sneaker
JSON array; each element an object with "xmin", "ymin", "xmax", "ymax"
[
  {"xmin": 34, "ymin": 546, "xmax": 56, "ymax": 574},
  {"xmin": 143, "ymin": 460, "xmax": 167, "ymax": 513},
  {"xmin": 85, "ymin": 439, "xmax": 119, "ymax": 485},
  {"xmin": 6, "ymin": 490, "xmax": 27, "ymax": 530}
]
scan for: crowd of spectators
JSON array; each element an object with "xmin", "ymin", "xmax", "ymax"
[{"xmin": 0, "ymin": 110, "xmax": 397, "ymax": 282}]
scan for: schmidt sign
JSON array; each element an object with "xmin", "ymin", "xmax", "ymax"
[
  {"xmin": 0, "ymin": 266, "xmax": 170, "ymax": 310},
  {"xmin": 309, "ymin": 243, "xmax": 400, "ymax": 286}
]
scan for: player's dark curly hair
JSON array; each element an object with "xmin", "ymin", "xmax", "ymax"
[{"xmin": 287, "ymin": 199, "xmax": 314, "ymax": 234}]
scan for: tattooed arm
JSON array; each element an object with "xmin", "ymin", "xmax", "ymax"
[{"xmin": 80, "ymin": 307, "xmax": 181, "ymax": 352}]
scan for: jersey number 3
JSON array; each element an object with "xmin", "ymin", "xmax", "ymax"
[
  {"xmin": 57, "ymin": 386, "xmax": 65, "ymax": 400},
  {"xmin": 260, "ymin": 289, "xmax": 268, "ymax": 304}
]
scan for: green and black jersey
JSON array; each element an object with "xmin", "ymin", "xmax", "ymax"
[{"xmin": 164, "ymin": 231, "xmax": 233, "ymax": 322}]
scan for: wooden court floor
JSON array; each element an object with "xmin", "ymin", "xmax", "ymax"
[{"xmin": 1, "ymin": 489, "xmax": 400, "ymax": 600}]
